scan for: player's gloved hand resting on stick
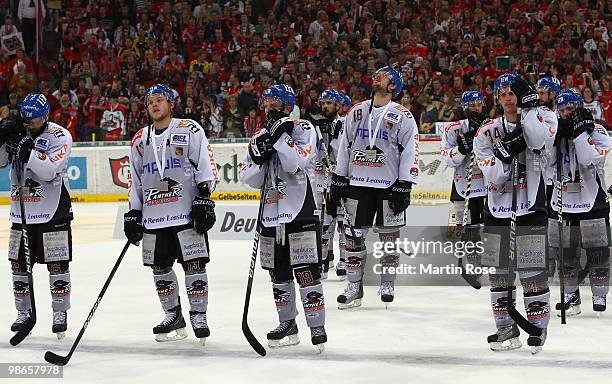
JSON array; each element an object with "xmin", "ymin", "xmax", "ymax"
[
  {"xmin": 388, "ymin": 180, "xmax": 413, "ymax": 215},
  {"xmin": 510, "ymin": 75, "xmax": 540, "ymax": 108},
  {"xmin": 192, "ymin": 182, "xmax": 216, "ymax": 234},
  {"xmin": 124, "ymin": 209, "xmax": 143, "ymax": 245},
  {"xmin": 493, "ymin": 128, "xmax": 526, "ymax": 164},
  {"xmin": 570, "ymin": 107, "xmax": 595, "ymax": 140},
  {"xmin": 330, "ymin": 173, "xmax": 349, "ymax": 205}
]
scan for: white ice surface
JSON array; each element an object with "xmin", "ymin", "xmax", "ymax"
[{"xmin": 0, "ymin": 203, "xmax": 611, "ymax": 384}]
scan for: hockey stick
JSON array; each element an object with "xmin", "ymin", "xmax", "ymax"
[
  {"xmin": 556, "ymin": 142, "xmax": 566, "ymax": 324},
  {"xmin": 44, "ymin": 240, "xmax": 131, "ymax": 366},
  {"xmin": 507, "ymin": 136, "xmax": 543, "ymax": 337},
  {"xmin": 241, "ymin": 164, "xmax": 268, "ymax": 357},
  {"xmin": 458, "ymin": 152, "xmax": 482, "ymax": 289},
  {"xmin": 10, "ymin": 138, "xmax": 37, "ymax": 346}
]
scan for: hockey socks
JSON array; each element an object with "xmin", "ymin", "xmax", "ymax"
[
  {"xmin": 153, "ymin": 269, "xmax": 186, "ymax": 341},
  {"xmin": 50, "ymin": 272, "xmax": 71, "ymax": 339},
  {"xmin": 268, "ymin": 281, "xmax": 299, "ymax": 348},
  {"xmin": 11, "ymin": 273, "xmax": 32, "ymax": 332}
]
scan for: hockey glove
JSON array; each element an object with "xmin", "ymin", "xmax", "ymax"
[
  {"xmin": 388, "ymin": 180, "xmax": 412, "ymax": 215},
  {"xmin": 570, "ymin": 107, "xmax": 595, "ymax": 140},
  {"xmin": 264, "ymin": 109, "xmax": 294, "ymax": 144},
  {"xmin": 248, "ymin": 130, "xmax": 275, "ymax": 165},
  {"xmin": 457, "ymin": 130, "xmax": 475, "ymax": 156},
  {"xmin": 192, "ymin": 183, "xmax": 216, "ymax": 234},
  {"xmin": 124, "ymin": 209, "xmax": 143, "ymax": 245},
  {"xmin": 331, "ymin": 120, "xmax": 343, "ymax": 140},
  {"xmin": 493, "ymin": 128, "xmax": 526, "ymax": 164},
  {"xmin": 467, "ymin": 111, "xmax": 487, "ymax": 132},
  {"xmin": 330, "ymin": 173, "xmax": 349, "ymax": 206},
  {"xmin": 6, "ymin": 137, "xmax": 34, "ymax": 163},
  {"xmin": 555, "ymin": 117, "xmax": 572, "ymax": 145},
  {"xmin": 0, "ymin": 116, "xmax": 25, "ymax": 146},
  {"xmin": 510, "ymin": 75, "xmax": 540, "ymax": 108}
]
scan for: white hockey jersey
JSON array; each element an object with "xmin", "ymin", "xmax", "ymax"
[
  {"xmin": 474, "ymin": 107, "xmax": 555, "ymax": 218},
  {"xmin": 440, "ymin": 119, "xmax": 486, "ymax": 199},
  {"xmin": 0, "ymin": 122, "xmax": 73, "ymax": 224},
  {"xmin": 129, "ymin": 118, "xmax": 218, "ymax": 230},
  {"xmin": 548, "ymin": 123, "xmax": 610, "ymax": 213},
  {"xmin": 240, "ymin": 119, "xmax": 318, "ymax": 227},
  {"xmin": 537, "ymin": 107, "xmax": 559, "ymax": 187},
  {"xmin": 335, "ymin": 100, "xmax": 419, "ymax": 188}
]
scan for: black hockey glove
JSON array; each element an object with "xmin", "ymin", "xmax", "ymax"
[
  {"xmin": 264, "ymin": 109, "xmax": 293, "ymax": 143},
  {"xmin": 330, "ymin": 173, "xmax": 349, "ymax": 206},
  {"xmin": 0, "ymin": 116, "xmax": 25, "ymax": 146},
  {"xmin": 570, "ymin": 107, "xmax": 595, "ymax": 140},
  {"xmin": 192, "ymin": 183, "xmax": 216, "ymax": 234},
  {"xmin": 510, "ymin": 75, "xmax": 540, "ymax": 108},
  {"xmin": 555, "ymin": 117, "xmax": 572, "ymax": 145},
  {"xmin": 6, "ymin": 137, "xmax": 34, "ymax": 163},
  {"xmin": 467, "ymin": 111, "xmax": 487, "ymax": 132},
  {"xmin": 331, "ymin": 120, "xmax": 343, "ymax": 140},
  {"xmin": 248, "ymin": 131, "xmax": 275, "ymax": 165},
  {"xmin": 388, "ymin": 180, "xmax": 413, "ymax": 215},
  {"xmin": 124, "ymin": 209, "xmax": 143, "ymax": 245},
  {"xmin": 457, "ymin": 130, "xmax": 475, "ymax": 156},
  {"xmin": 493, "ymin": 128, "xmax": 526, "ymax": 164}
]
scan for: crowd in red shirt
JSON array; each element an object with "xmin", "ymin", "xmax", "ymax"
[{"xmin": 0, "ymin": 0, "xmax": 610, "ymax": 139}]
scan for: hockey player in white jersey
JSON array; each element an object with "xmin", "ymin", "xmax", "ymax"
[
  {"xmin": 311, "ymin": 88, "xmax": 345, "ymax": 279},
  {"xmin": 536, "ymin": 76, "xmax": 561, "ymax": 279},
  {"xmin": 239, "ymin": 84, "xmax": 327, "ymax": 351},
  {"xmin": 440, "ymin": 90, "xmax": 488, "ymax": 285},
  {"xmin": 330, "ymin": 66, "xmax": 419, "ymax": 309},
  {"xmin": 549, "ymin": 89, "xmax": 610, "ymax": 316},
  {"xmin": 474, "ymin": 73, "xmax": 555, "ymax": 353},
  {"xmin": 124, "ymin": 84, "xmax": 218, "ymax": 345},
  {"xmin": 0, "ymin": 94, "xmax": 73, "ymax": 339}
]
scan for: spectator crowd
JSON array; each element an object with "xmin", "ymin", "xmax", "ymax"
[{"xmin": 0, "ymin": 0, "xmax": 611, "ymax": 141}]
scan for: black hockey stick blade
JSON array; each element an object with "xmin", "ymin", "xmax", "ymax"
[
  {"xmin": 242, "ymin": 319, "xmax": 266, "ymax": 357},
  {"xmin": 458, "ymin": 258, "xmax": 481, "ymax": 289},
  {"xmin": 9, "ymin": 315, "xmax": 36, "ymax": 346},
  {"xmin": 44, "ymin": 351, "xmax": 69, "ymax": 366},
  {"xmin": 508, "ymin": 306, "xmax": 543, "ymax": 336}
]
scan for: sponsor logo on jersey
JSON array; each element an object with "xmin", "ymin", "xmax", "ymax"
[
  {"xmin": 297, "ymin": 144, "xmax": 313, "ymax": 157},
  {"xmin": 352, "ymin": 149, "xmax": 386, "ymax": 167},
  {"xmin": 314, "ymin": 160, "xmax": 324, "ymax": 175},
  {"xmin": 49, "ymin": 144, "xmax": 69, "ymax": 163},
  {"xmin": 142, "ymin": 157, "xmax": 182, "ymax": 175},
  {"xmin": 10, "ymin": 178, "xmax": 44, "ymax": 202},
  {"xmin": 35, "ymin": 151, "xmax": 46, "ymax": 161},
  {"xmin": 109, "ymin": 156, "xmax": 131, "ymax": 189},
  {"xmin": 410, "ymin": 167, "xmax": 419, "ymax": 177},
  {"xmin": 175, "ymin": 147, "xmax": 183, "ymax": 156},
  {"xmin": 384, "ymin": 111, "xmax": 401, "ymax": 124},
  {"xmin": 35, "ymin": 137, "xmax": 49, "ymax": 151},
  {"xmin": 170, "ymin": 133, "xmax": 189, "ymax": 146},
  {"xmin": 285, "ymin": 136, "xmax": 295, "ymax": 147},
  {"xmin": 355, "ymin": 127, "xmax": 389, "ymax": 140}
]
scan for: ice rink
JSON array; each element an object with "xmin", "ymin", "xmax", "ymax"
[{"xmin": 1, "ymin": 202, "xmax": 611, "ymax": 384}]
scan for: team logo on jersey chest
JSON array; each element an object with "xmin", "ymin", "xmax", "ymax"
[
  {"xmin": 35, "ymin": 138, "xmax": 49, "ymax": 151},
  {"xmin": 10, "ymin": 179, "xmax": 44, "ymax": 202},
  {"xmin": 352, "ymin": 149, "xmax": 386, "ymax": 167},
  {"xmin": 144, "ymin": 178, "xmax": 183, "ymax": 205},
  {"xmin": 170, "ymin": 133, "xmax": 189, "ymax": 146}
]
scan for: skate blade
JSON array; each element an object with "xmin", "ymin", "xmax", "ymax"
[
  {"xmin": 268, "ymin": 334, "xmax": 300, "ymax": 348},
  {"xmin": 329, "ymin": 261, "xmax": 335, "ymax": 269},
  {"xmin": 55, "ymin": 332, "xmax": 66, "ymax": 340},
  {"xmin": 338, "ymin": 299, "xmax": 362, "ymax": 310},
  {"xmin": 557, "ymin": 305, "xmax": 581, "ymax": 317},
  {"xmin": 489, "ymin": 337, "xmax": 522, "ymax": 352},
  {"xmin": 530, "ymin": 346, "xmax": 542, "ymax": 355},
  {"xmin": 384, "ymin": 303, "xmax": 389, "ymax": 310},
  {"xmin": 316, "ymin": 343, "xmax": 325, "ymax": 353},
  {"xmin": 337, "ymin": 275, "xmax": 347, "ymax": 281},
  {"xmin": 321, "ymin": 273, "xmax": 328, "ymax": 280},
  {"xmin": 199, "ymin": 337, "xmax": 207, "ymax": 346},
  {"xmin": 155, "ymin": 328, "xmax": 188, "ymax": 342}
]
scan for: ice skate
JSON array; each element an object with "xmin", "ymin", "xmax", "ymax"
[
  {"xmin": 593, "ymin": 295, "xmax": 606, "ymax": 317},
  {"xmin": 527, "ymin": 328, "xmax": 547, "ymax": 355},
  {"xmin": 487, "ymin": 324, "xmax": 522, "ymax": 351},
  {"xmin": 335, "ymin": 260, "xmax": 347, "ymax": 280},
  {"xmin": 11, "ymin": 310, "xmax": 31, "ymax": 333},
  {"xmin": 310, "ymin": 326, "xmax": 327, "ymax": 353},
  {"xmin": 337, "ymin": 281, "xmax": 363, "ymax": 309},
  {"xmin": 52, "ymin": 311, "xmax": 67, "ymax": 340},
  {"xmin": 189, "ymin": 311, "xmax": 210, "ymax": 346},
  {"xmin": 555, "ymin": 289, "xmax": 581, "ymax": 317},
  {"xmin": 267, "ymin": 319, "xmax": 300, "ymax": 348},
  {"xmin": 153, "ymin": 305, "xmax": 188, "ymax": 342},
  {"xmin": 378, "ymin": 281, "xmax": 394, "ymax": 309}
]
